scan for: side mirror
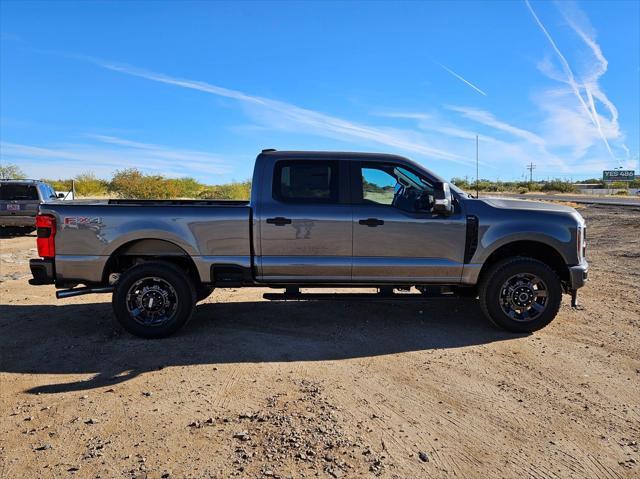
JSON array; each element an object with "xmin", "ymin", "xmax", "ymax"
[
  {"xmin": 57, "ymin": 193, "xmax": 65, "ymax": 199},
  {"xmin": 432, "ymin": 182, "xmax": 454, "ymax": 216}
]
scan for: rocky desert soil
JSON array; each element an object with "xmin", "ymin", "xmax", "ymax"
[{"xmin": 1, "ymin": 204, "xmax": 639, "ymax": 479}]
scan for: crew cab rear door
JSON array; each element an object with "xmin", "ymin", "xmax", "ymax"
[
  {"xmin": 256, "ymin": 158, "xmax": 352, "ymax": 282},
  {"xmin": 350, "ymin": 161, "xmax": 466, "ymax": 283}
]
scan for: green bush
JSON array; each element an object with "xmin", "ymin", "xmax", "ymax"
[
  {"xmin": 109, "ymin": 168, "xmax": 181, "ymax": 199},
  {"xmin": 198, "ymin": 181, "xmax": 251, "ymax": 200},
  {"xmin": 42, "ymin": 178, "xmax": 73, "ymax": 192},
  {"xmin": 74, "ymin": 172, "xmax": 109, "ymax": 197},
  {"xmin": 167, "ymin": 177, "xmax": 205, "ymax": 198},
  {"xmin": 451, "ymin": 177, "xmax": 471, "ymax": 190},
  {"xmin": 540, "ymin": 180, "xmax": 577, "ymax": 193}
]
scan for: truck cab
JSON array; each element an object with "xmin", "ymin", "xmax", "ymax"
[{"xmin": 252, "ymin": 151, "xmax": 465, "ymax": 284}]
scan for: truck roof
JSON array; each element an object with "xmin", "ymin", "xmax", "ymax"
[
  {"xmin": 259, "ymin": 149, "xmax": 413, "ymax": 163},
  {"xmin": 258, "ymin": 149, "xmax": 445, "ymax": 183},
  {"xmin": 0, "ymin": 179, "xmax": 47, "ymax": 184}
]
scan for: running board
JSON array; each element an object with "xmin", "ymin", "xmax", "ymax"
[{"xmin": 263, "ymin": 291, "xmax": 456, "ymax": 302}]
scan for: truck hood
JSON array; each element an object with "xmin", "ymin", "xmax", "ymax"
[{"xmin": 480, "ymin": 197, "xmax": 578, "ymax": 214}]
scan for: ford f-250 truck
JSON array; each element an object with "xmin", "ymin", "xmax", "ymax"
[{"xmin": 29, "ymin": 150, "xmax": 588, "ymax": 338}]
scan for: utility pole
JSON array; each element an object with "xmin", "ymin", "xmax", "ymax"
[
  {"xmin": 476, "ymin": 135, "xmax": 479, "ymax": 198},
  {"xmin": 527, "ymin": 162, "xmax": 536, "ymax": 184}
]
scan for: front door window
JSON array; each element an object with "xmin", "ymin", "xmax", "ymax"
[{"xmin": 360, "ymin": 165, "xmax": 435, "ymax": 213}]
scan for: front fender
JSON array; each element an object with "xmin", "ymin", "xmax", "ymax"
[{"xmin": 476, "ymin": 221, "xmax": 573, "ymax": 264}]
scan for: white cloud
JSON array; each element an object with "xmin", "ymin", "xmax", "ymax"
[
  {"xmin": 446, "ymin": 106, "xmax": 546, "ymax": 146},
  {"xmin": 374, "ymin": 109, "xmax": 572, "ymax": 175},
  {"xmin": 0, "ymin": 136, "xmax": 232, "ymax": 179},
  {"xmin": 94, "ymin": 60, "xmax": 473, "ymax": 166}
]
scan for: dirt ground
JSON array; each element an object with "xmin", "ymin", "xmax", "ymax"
[{"xmin": 1, "ymin": 204, "xmax": 639, "ymax": 479}]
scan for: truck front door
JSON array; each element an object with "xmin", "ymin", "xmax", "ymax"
[
  {"xmin": 256, "ymin": 159, "xmax": 352, "ymax": 283},
  {"xmin": 350, "ymin": 161, "xmax": 466, "ymax": 284}
]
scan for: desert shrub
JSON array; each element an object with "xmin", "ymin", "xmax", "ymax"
[
  {"xmin": 198, "ymin": 181, "xmax": 251, "ymax": 200},
  {"xmin": 42, "ymin": 178, "xmax": 73, "ymax": 191},
  {"xmin": 109, "ymin": 168, "xmax": 180, "ymax": 199},
  {"xmin": 74, "ymin": 172, "xmax": 109, "ymax": 197},
  {"xmin": 541, "ymin": 180, "xmax": 577, "ymax": 193},
  {"xmin": 475, "ymin": 180, "xmax": 493, "ymax": 191},
  {"xmin": 167, "ymin": 177, "xmax": 205, "ymax": 198},
  {"xmin": 451, "ymin": 177, "xmax": 471, "ymax": 190}
]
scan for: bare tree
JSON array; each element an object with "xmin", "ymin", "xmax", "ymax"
[{"xmin": 0, "ymin": 163, "xmax": 26, "ymax": 179}]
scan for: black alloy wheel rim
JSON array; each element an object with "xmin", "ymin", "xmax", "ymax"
[
  {"xmin": 499, "ymin": 273, "xmax": 549, "ymax": 322},
  {"xmin": 126, "ymin": 276, "xmax": 179, "ymax": 326}
]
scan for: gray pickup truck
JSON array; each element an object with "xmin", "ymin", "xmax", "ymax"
[
  {"xmin": 1, "ymin": 179, "xmax": 63, "ymax": 233},
  {"xmin": 29, "ymin": 150, "xmax": 588, "ymax": 338}
]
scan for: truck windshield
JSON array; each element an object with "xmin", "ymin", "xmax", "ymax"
[{"xmin": 0, "ymin": 184, "xmax": 39, "ymax": 200}]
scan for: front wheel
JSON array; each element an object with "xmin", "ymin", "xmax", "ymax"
[
  {"xmin": 112, "ymin": 261, "xmax": 196, "ymax": 338},
  {"xmin": 479, "ymin": 257, "xmax": 562, "ymax": 333}
]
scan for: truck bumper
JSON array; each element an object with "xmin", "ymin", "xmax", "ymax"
[
  {"xmin": 1, "ymin": 215, "xmax": 36, "ymax": 228},
  {"xmin": 569, "ymin": 260, "xmax": 589, "ymax": 289},
  {"xmin": 29, "ymin": 258, "xmax": 55, "ymax": 285}
]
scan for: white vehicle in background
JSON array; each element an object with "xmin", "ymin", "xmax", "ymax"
[{"xmin": 55, "ymin": 190, "xmax": 75, "ymax": 200}]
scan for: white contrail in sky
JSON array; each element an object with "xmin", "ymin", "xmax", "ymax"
[
  {"xmin": 92, "ymin": 60, "xmax": 472, "ymax": 165},
  {"xmin": 524, "ymin": 0, "xmax": 616, "ymax": 162},
  {"xmin": 437, "ymin": 63, "xmax": 488, "ymax": 96}
]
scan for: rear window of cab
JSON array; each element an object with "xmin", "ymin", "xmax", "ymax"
[{"xmin": 0, "ymin": 184, "xmax": 39, "ymax": 200}]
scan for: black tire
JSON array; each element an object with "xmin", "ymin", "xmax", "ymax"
[
  {"xmin": 112, "ymin": 261, "xmax": 196, "ymax": 338},
  {"xmin": 479, "ymin": 257, "xmax": 562, "ymax": 333},
  {"xmin": 196, "ymin": 285, "xmax": 215, "ymax": 302}
]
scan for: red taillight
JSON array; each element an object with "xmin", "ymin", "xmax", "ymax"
[{"xmin": 36, "ymin": 214, "xmax": 56, "ymax": 258}]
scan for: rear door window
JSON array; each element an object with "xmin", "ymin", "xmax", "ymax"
[
  {"xmin": 274, "ymin": 160, "xmax": 339, "ymax": 203},
  {"xmin": 0, "ymin": 184, "xmax": 39, "ymax": 200}
]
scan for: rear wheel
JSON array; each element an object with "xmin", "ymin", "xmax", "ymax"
[
  {"xmin": 112, "ymin": 261, "xmax": 196, "ymax": 338},
  {"xmin": 479, "ymin": 257, "xmax": 562, "ymax": 333}
]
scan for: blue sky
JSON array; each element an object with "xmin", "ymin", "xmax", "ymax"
[{"xmin": 1, "ymin": 0, "xmax": 638, "ymax": 184}]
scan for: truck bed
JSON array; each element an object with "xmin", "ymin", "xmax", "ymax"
[{"xmin": 39, "ymin": 201, "xmax": 253, "ymax": 284}]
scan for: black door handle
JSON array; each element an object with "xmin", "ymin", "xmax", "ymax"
[
  {"xmin": 266, "ymin": 217, "xmax": 292, "ymax": 226},
  {"xmin": 358, "ymin": 218, "xmax": 384, "ymax": 227}
]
